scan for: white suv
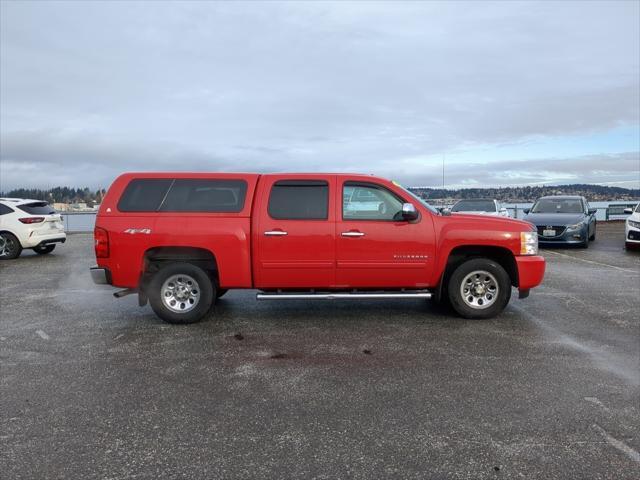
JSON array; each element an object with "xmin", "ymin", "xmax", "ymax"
[
  {"xmin": 0, "ymin": 198, "xmax": 66, "ymax": 259},
  {"xmin": 624, "ymin": 203, "xmax": 640, "ymax": 250}
]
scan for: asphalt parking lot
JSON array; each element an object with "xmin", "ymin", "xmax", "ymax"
[{"xmin": 1, "ymin": 222, "xmax": 639, "ymax": 479}]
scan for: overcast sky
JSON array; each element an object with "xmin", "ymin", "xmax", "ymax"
[{"xmin": 1, "ymin": 0, "xmax": 639, "ymax": 190}]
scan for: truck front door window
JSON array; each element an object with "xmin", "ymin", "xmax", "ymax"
[{"xmin": 343, "ymin": 184, "xmax": 404, "ymax": 221}]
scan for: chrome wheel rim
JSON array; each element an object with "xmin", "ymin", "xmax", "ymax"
[
  {"xmin": 161, "ymin": 274, "xmax": 201, "ymax": 313},
  {"xmin": 460, "ymin": 270, "xmax": 499, "ymax": 310},
  {"xmin": 0, "ymin": 235, "xmax": 16, "ymax": 258}
]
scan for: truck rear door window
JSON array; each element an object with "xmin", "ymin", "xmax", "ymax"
[
  {"xmin": 268, "ymin": 180, "xmax": 329, "ymax": 220},
  {"xmin": 118, "ymin": 179, "xmax": 247, "ymax": 213}
]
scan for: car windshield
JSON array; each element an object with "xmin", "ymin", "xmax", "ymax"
[
  {"xmin": 451, "ymin": 200, "xmax": 495, "ymax": 212},
  {"xmin": 531, "ymin": 198, "xmax": 583, "ymax": 214}
]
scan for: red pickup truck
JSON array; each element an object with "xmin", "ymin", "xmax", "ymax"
[{"xmin": 90, "ymin": 173, "xmax": 545, "ymax": 324}]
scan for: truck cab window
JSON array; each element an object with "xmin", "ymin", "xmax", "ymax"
[
  {"xmin": 268, "ymin": 180, "xmax": 329, "ymax": 220},
  {"xmin": 343, "ymin": 183, "xmax": 404, "ymax": 221}
]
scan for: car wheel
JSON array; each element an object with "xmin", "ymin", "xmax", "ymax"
[
  {"xmin": 589, "ymin": 226, "xmax": 596, "ymax": 242},
  {"xmin": 148, "ymin": 262, "xmax": 214, "ymax": 324},
  {"xmin": 447, "ymin": 258, "xmax": 511, "ymax": 319},
  {"xmin": 580, "ymin": 239, "xmax": 589, "ymax": 249},
  {"xmin": 216, "ymin": 288, "xmax": 228, "ymax": 299},
  {"xmin": 0, "ymin": 232, "xmax": 23, "ymax": 260},
  {"xmin": 33, "ymin": 244, "xmax": 56, "ymax": 255}
]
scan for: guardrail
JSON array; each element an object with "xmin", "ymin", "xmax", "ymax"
[
  {"xmin": 506, "ymin": 203, "xmax": 637, "ymax": 221},
  {"xmin": 61, "ymin": 212, "xmax": 98, "ymax": 232},
  {"xmin": 60, "ymin": 203, "xmax": 637, "ymax": 232}
]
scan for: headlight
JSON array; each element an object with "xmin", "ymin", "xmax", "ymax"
[
  {"xmin": 520, "ymin": 231, "xmax": 538, "ymax": 255},
  {"xmin": 567, "ymin": 222, "xmax": 584, "ymax": 230},
  {"xmin": 629, "ymin": 219, "xmax": 640, "ymax": 229}
]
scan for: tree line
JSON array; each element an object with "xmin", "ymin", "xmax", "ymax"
[
  {"xmin": 409, "ymin": 184, "xmax": 640, "ymax": 202},
  {"xmin": 0, "ymin": 187, "xmax": 107, "ymax": 204}
]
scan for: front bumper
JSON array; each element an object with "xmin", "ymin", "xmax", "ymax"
[
  {"xmin": 516, "ymin": 255, "xmax": 546, "ymax": 291},
  {"xmin": 537, "ymin": 228, "xmax": 587, "ymax": 245},
  {"xmin": 626, "ymin": 227, "xmax": 640, "ymax": 243},
  {"xmin": 90, "ymin": 266, "xmax": 112, "ymax": 285}
]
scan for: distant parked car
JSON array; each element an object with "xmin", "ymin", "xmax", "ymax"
[
  {"xmin": 451, "ymin": 199, "xmax": 509, "ymax": 217},
  {"xmin": 522, "ymin": 196, "xmax": 596, "ymax": 248},
  {"xmin": 624, "ymin": 203, "xmax": 640, "ymax": 250},
  {"xmin": 0, "ymin": 198, "xmax": 66, "ymax": 259}
]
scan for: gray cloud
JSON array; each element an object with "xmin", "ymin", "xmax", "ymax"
[{"xmin": 1, "ymin": 1, "xmax": 639, "ymax": 189}]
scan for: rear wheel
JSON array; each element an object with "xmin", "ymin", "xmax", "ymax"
[
  {"xmin": 589, "ymin": 225, "xmax": 596, "ymax": 242},
  {"xmin": 0, "ymin": 233, "xmax": 22, "ymax": 260},
  {"xmin": 148, "ymin": 262, "xmax": 214, "ymax": 324},
  {"xmin": 33, "ymin": 244, "xmax": 56, "ymax": 255},
  {"xmin": 447, "ymin": 258, "xmax": 511, "ymax": 319}
]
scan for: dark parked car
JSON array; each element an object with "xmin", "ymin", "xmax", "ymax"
[{"xmin": 523, "ymin": 196, "xmax": 597, "ymax": 248}]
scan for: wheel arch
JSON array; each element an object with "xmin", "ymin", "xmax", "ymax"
[
  {"xmin": 141, "ymin": 246, "xmax": 219, "ymax": 288},
  {"xmin": 436, "ymin": 245, "xmax": 518, "ymax": 301}
]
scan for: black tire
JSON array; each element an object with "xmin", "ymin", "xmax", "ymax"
[
  {"xmin": 0, "ymin": 232, "xmax": 23, "ymax": 260},
  {"xmin": 216, "ymin": 288, "xmax": 228, "ymax": 299},
  {"xmin": 447, "ymin": 258, "xmax": 511, "ymax": 319},
  {"xmin": 580, "ymin": 239, "xmax": 589, "ymax": 249},
  {"xmin": 148, "ymin": 262, "xmax": 215, "ymax": 324},
  {"xmin": 33, "ymin": 244, "xmax": 56, "ymax": 255},
  {"xmin": 589, "ymin": 226, "xmax": 596, "ymax": 242}
]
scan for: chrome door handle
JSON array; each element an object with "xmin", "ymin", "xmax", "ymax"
[
  {"xmin": 341, "ymin": 231, "xmax": 365, "ymax": 237},
  {"xmin": 264, "ymin": 230, "xmax": 288, "ymax": 236}
]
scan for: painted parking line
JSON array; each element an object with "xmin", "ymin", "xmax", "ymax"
[
  {"xmin": 35, "ymin": 329, "xmax": 50, "ymax": 340},
  {"xmin": 543, "ymin": 250, "xmax": 638, "ymax": 274},
  {"xmin": 593, "ymin": 424, "xmax": 640, "ymax": 463}
]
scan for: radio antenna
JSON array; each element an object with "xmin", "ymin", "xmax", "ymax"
[{"xmin": 442, "ymin": 154, "xmax": 445, "ymax": 208}]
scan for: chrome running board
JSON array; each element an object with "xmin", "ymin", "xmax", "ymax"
[{"xmin": 256, "ymin": 291, "xmax": 432, "ymax": 300}]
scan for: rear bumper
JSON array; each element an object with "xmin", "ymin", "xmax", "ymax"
[
  {"xmin": 23, "ymin": 233, "xmax": 67, "ymax": 248},
  {"xmin": 516, "ymin": 255, "xmax": 546, "ymax": 291},
  {"xmin": 90, "ymin": 266, "xmax": 112, "ymax": 285},
  {"xmin": 35, "ymin": 237, "xmax": 66, "ymax": 247}
]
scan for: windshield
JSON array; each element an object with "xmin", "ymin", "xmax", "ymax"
[
  {"xmin": 531, "ymin": 198, "xmax": 584, "ymax": 214},
  {"xmin": 451, "ymin": 200, "xmax": 495, "ymax": 212},
  {"xmin": 397, "ymin": 185, "xmax": 439, "ymax": 214}
]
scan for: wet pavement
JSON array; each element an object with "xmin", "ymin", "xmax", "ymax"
[{"xmin": 1, "ymin": 222, "xmax": 639, "ymax": 479}]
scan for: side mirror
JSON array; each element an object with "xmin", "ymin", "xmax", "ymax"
[
  {"xmin": 624, "ymin": 208, "xmax": 633, "ymax": 214},
  {"xmin": 588, "ymin": 208, "xmax": 597, "ymax": 215},
  {"xmin": 401, "ymin": 203, "xmax": 419, "ymax": 221},
  {"xmin": 523, "ymin": 208, "xmax": 530, "ymax": 215}
]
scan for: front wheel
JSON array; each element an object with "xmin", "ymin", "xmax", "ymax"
[
  {"xmin": 33, "ymin": 244, "xmax": 56, "ymax": 255},
  {"xmin": 447, "ymin": 258, "xmax": 511, "ymax": 319},
  {"xmin": 148, "ymin": 262, "xmax": 215, "ymax": 324},
  {"xmin": 0, "ymin": 232, "xmax": 22, "ymax": 260}
]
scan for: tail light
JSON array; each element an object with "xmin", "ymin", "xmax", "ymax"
[
  {"xmin": 94, "ymin": 227, "xmax": 110, "ymax": 258},
  {"xmin": 19, "ymin": 217, "xmax": 45, "ymax": 224}
]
